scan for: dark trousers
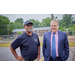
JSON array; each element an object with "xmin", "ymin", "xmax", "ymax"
[{"xmin": 49, "ymin": 57, "xmax": 61, "ymax": 61}]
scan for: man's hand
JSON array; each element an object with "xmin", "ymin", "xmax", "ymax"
[
  {"xmin": 10, "ymin": 46, "xmax": 24, "ymax": 61},
  {"xmin": 37, "ymin": 46, "xmax": 40, "ymax": 61},
  {"xmin": 37, "ymin": 55, "xmax": 40, "ymax": 61},
  {"xmin": 17, "ymin": 56, "xmax": 24, "ymax": 61}
]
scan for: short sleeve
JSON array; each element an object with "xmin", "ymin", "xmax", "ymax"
[{"xmin": 11, "ymin": 36, "xmax": 22, "ymax": 50}]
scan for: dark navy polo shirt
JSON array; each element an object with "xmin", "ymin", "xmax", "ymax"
[{"xmin": 11, "ymin": 32, "xmax": 40, "ymax": 61}]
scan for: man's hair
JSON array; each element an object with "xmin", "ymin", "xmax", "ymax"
[{"xmin": 50, "ymin": 20, "xmax": 59, "ymax": 25}]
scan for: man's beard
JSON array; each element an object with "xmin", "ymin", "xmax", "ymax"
[{"xmin": 27, "ymin": 28, "xmax": 33, "ymax": 33}]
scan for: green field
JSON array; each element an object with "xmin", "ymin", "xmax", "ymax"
[
  {"xmin": 41, "ymin": 42, "xmax": 75, "ymax": 47},
  {"xmin": 69, "ymin": 42, "xmax": 75, "ymax": 47},
  {"xmin": 0, "ymin": 44, "xmax": 10, "ymax": 47},
  {"xmin": 0, "ymin": 42, "xmax": 75, "ymax": 47}
]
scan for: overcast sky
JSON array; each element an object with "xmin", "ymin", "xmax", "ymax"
[{"xmin": 0, "ymin": 14, "xmax": 75, "ymax": 22}]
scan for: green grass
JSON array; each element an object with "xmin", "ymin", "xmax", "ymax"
[
  {"xmin": 0, "ymin": 42, "xmax": 75, "ymax": 47},
  {"xmin": 40, "ymin": 42, "xmax": 75, "ymax": 47},
  {"xmin": 69, "ymin": 42, "xmax": 75, "ymax": 47},
  {"xmin": 0, "ymin": 44, "xmax": 10, "ymax": 47}
]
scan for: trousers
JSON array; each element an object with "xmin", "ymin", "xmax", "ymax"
[
  {"xmin": 49, "ymin": 57, "xmax": 61, "ymax": 61},
  {"xmin": 23, "ymin": 58, "xmax": 38, "ymax": 61}
]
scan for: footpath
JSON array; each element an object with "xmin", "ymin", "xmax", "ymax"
[
  {"xmin": 67, "ymin": 47, "xmax": 75, "ymax": 61},
  {"xmin": 0, "ymin": 47, "xmax": 75, "ymax": 61}
]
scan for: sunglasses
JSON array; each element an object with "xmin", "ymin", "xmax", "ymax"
[{"xmin": 25, "ymin": 24, "xmax": 33, "ymax": 27}]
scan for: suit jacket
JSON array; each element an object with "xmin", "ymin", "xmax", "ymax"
[{"xmin": 42, "ymin": 30, "xmax": 69, "ymax": 61}]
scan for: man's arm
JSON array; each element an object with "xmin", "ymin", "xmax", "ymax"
[
  {"xmin": 37, "ymin": 46, "xmax": 40, "ymax": 61},
  {"xmin": 42, "ymin": 34, "xmax": 46, "ymax": 57},
  {"xmin": 10, "ymin": 46, "xmax": 24, "ymax": 61},
  {"xmin": 64, "ymin": 33, "xmax": 69, "ymax": 60}
]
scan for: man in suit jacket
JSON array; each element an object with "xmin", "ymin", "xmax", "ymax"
[{"xmin": 42, "ymin": 20, "xmax": 69, "ymax": 61}]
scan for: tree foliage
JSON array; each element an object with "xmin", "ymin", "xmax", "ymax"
[
  {"xmin": 0, "ymin": 14, "xmax": 75, "ymax": 35},
  {"xmin": 15, "ymin": 18, "xmax": 24, "ymax": 25},
  {"xmin": 17, "ymin": 31, "xmax": 23, "ymax": 36},
  {"xmin": 0, "ymin": 15, "xmax": 10, "ymax": 35},
  {"xmin": 29, "ymin": 19, "xmax": 41, "ymax": 28},
  {"xmin": 14, "ymin": 18, "xmax": 24, "ymax": 29},
  {"xmin": 42, "ymin": 17, "xmax": 52, "ymax": 27}
]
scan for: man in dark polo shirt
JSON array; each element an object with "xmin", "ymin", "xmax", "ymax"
[{"xmin": 10, "ymin": 20, "xmax": 40, "ymax": 61}]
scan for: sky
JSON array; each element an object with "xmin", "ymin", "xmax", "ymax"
[{"xmin": 0, "ymin": 14, "xmax": 75, "ymax": 23}]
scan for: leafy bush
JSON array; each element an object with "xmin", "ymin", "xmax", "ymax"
[{"xmin": 17, "ymin": 31, "xmax": 22, "ymax": 36}]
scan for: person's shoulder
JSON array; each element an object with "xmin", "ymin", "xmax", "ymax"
[
  {"xmin": 58, "ymin": 31, "xmax": 67, "ymax": 37},
  {"xmin": 33, "ymin": 32, "xmax": 38, "ymax": 36},
  {"xmin": 44, "ymin": 31, "xmax": 51, "ymax": 35},
  {"xmin": 33, "ymin": 33, "xmax": 39, "ymax": 38},
  {"xmin": 58, "ymin": 30, "xmax": 66, "ymax": 34},
  {"xmin": 18, "ymin": 32, "xmax": 26, "ymax": 39}
]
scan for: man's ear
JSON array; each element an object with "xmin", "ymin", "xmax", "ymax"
[
  {"xmin": 24, "ymin": 26, "xmax": 25, "ymax": 28},
  {"xmin": 58, "ymin": 25, "xmax": 59, "ymax": 28}
]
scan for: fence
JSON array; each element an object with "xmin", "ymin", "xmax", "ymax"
[
  {"xmin": 0, "ymin": 31, "xmax": 75, "ymax": 42},
  {"xmin": 0, "ymin": 35, "xmax": 18, "ymax": 42}
]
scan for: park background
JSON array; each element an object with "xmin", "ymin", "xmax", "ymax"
[{"xmin": 0, "ymin": 14, "xmax": 75, "ymax": 47}]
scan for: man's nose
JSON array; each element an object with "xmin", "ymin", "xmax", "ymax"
[{"xmin": 52, "ymin": 26, "xmax": 55, "ymax": 27}]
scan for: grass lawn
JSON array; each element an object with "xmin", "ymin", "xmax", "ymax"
[
  {"xmin": 0, "ymin": 44, "xmax": 10, "ymax": 47},
  {"xmin": 40, "ymin": 42, "xmax": 75, "ymax": 47},
  {"xmin": 0, "ymin": 42, "xmax": 75, "ymax": 47},
  {"xmin": 69, "ymin": 42, "xmax": 75, "ymax": 47}
]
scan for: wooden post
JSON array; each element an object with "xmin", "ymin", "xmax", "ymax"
[{"xmin": 51, "ymin": 14, "xmax": 53, "ymax": 20}]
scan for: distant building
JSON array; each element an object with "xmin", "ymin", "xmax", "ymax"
[
  {"xmin": 12, "ymin": 27, "xmax": 51, "ymax": 36},
  {"xmin": 72, "ymin": 19, "xmax": 75, "ymax": 24}
]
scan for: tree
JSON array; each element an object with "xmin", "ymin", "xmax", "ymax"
[
  {"xmin": 10, "ymin": 18, "xmax": 24, "ymax": 29},
  {"xmin": 17, "ymin": 31, "xmax": 23, "ymax": 36},
  {"xmin": 15, "ymin": 18, "xmax": 24, "ymax": 25},
  {"xmin": 42, "ymin": 17, "xmax": 52, "ymax": 27},
  {"xmin": 29, "ymin": 19, "xmax": 41, "ymax": 28},
  {"xmin": 62, "ymin": 14, "xmax": 74, "ymax": 28},
  {"xmin": 14, "ymin": 22, "xmax": 24, "ymax": 29},
  {"xmin": 67, "ymin": 24, "xmax": 75, "ymax": 35},
  {"xmin": 9, "ymin": 22, "xmax": 15, "ymax": 34},
  {"xmin": 72, "ymin": 24, "xmax": 75, "ymax": 35},
  {"xmin": 59, "ymin": 14, "xmax": 74, "ymax": 30},
  {"xmin": 0, "ymin": 15, "xmax": 10, "ymax": 35}
]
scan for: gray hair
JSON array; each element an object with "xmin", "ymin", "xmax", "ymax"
[{"xmin": 50, "ymin": 20, "xmax": 59, "ymax": 25}]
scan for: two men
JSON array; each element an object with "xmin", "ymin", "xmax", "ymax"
[
  {"xmin": 10, "ymin": 20, "xmax": 69, "ymax": 61},
  {"xmin": 10, "ymin": 20, "xmax": 40, "ymax": 61}
]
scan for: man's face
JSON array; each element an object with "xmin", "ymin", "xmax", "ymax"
[
  {"xmin": 50, "ymin": 21, "xmax": 59, "ymax": 33},
  {"xmin": 24, "ymin": 23, "xmax": 33, "ymax": 33}
]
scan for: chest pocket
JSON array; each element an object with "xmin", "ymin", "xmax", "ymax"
[{"xmin": 34, "ymin": 39, "xmax": 38, "ymax": 45}]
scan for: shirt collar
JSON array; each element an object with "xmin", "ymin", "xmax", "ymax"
[
  {"xmin": 25, "ymin": 32, "xmax": 33, "ymax": 36},
  {"xmin": 51, "ymin": 30, "xmax": 58, "ymax": 34}
]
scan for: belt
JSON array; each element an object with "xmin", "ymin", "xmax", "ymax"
[
  {"xmin": 50, "ymin": 57, "xmax": 59, "ymax": 59},
  {"xmin": 23, "ymin": 58, "xmax": 37, "ymax": 61},
  {"xmin": 22, "ymin": 59, "xmax": 31, "ymax": 61}
]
